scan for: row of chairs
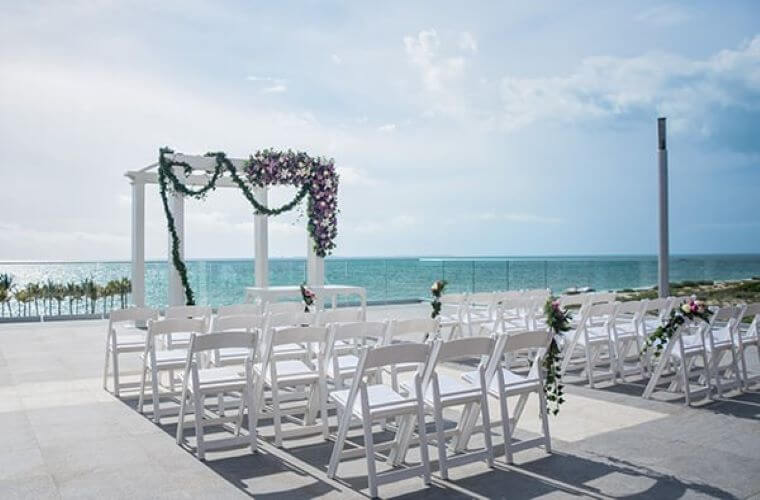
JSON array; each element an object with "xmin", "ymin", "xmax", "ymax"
[{"xmin": 102, "ymin": 305, "xmax": 555, "ymax": 498}]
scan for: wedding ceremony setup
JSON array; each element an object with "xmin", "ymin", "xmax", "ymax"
[{"xmin": 3, "ymin": 2, "xmax": 760, "ymax": 499}]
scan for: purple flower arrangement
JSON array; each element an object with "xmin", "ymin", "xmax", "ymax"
[{"xmin": 245, "ymin": 149, "xmax": 338, "ymax": 257}]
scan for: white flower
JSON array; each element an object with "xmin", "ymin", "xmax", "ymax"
[{"xmin": 681, "ymin": 303, "xmax": 691, "ymax": 314}]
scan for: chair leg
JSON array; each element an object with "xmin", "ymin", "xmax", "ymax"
[
  {"xmin": 271, "ymin": 382, "xmax": 283, "ymax": 447},
  {"xmin": 102, "ymin": 333, "xmax": 111, "ymax": 391},
  {"xmin": 151, "ymin": 367, "xmax": 161, "ymax": 423},
  {"xmin": 499, "ymin": 392, "xmax": 513, "ymax": 464},
  {"xmin": 537, "ymin": 387, "xmax": 552, "ymax": 453},
  {"xmin": 681, "ymin": 358, "xmax": 692, "ymax": 406},
  {"xmin": 433, "ymin": 400, "xmax": 448, "ymax": 480},
  {"xmin": 246, "ymin": 386, "xmax": 258, "ymax": 454},
  {"xmin": 319, "ymin": 379, "xmax": 330, "ymax": 440},
  {"xmin": 328, "ymin": 407, "xmax": 350, "ymax": 478},
  {"xmin": 362, "ymin": 418, "xmax": 378, "ymax": 498},
  {"xmin": 176, "ymin": 384, "xmax": 189, "ymax": 445},
  {"xmin": 480, "ymin": 392, "xmax": 495, "ymax": 468},
  {"xmin": 194, "ymin": 392, "xmax": 205, "ymax": 460},
  {"xmin": 112, "ymin": 349, "xmax": 121, "ymax": 398},
  {"xmin": 416, "ymin": 402, "xmax": 432, "ymax": 486},
  {"xmin": 137, "ymin": 363, "xmax": 148, "ymax": 413}
]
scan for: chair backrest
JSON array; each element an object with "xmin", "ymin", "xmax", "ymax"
[
  {"xmin": 587, "ymin": 292, "xmax": 617, "ymax": 305},
  {"xmin": 503, "ymin": 330, "xmax": 552, "ymax": 379},
  {"xmin": 268, "ymin": 326, "xmax": 328, "ymax": 347},
  {"xmin": 318, "ymin": 307, "xmax": 363, "ymax": 326},
  {"xmin": 211, "ymin": 314, "xmax": 261, "ymax": 333},
  {"xmin": 148, "ymin": 318, "xmax": 205, "ymax": 340},
  {"xmin": 385, "ymin": 318, "xmax": 437, "ymax": 344},
  {"xmin": 165, "ymin": 305, "xmax": 212, "ymax": 332},
  {"xmin": 362, "ymin": 342, "xmax": 431, "ymax": 370},
  {"xmin": 190, "ymin": 331, "xmax": 257, "ymax": 353},
  {"xmin": 109, "ymin": 306, "xmax": 157, "ymax": 324},
  {"xmin": 265, "ymin": 302, "xmax": 305, "ymax": 315},
  {"xmin": 217, "ymin": 303, "xmax": 262, "ymax": 318},
  {"xmin": 329, "ymin": 321, "xmax": 387, "ymax": 344}
]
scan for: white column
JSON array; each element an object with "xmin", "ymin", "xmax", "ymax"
[
  {"xmin": 131, "ymin": 179, "xmax": 146, "ymax": 307},
  {"xmin": 168, "ymin": 170, "xmax": 185, "ymax": 306},
  {"xmin": 307, "ymin": 235, "xmax": 325, "ymax": 287},
  {"xmin": 254, "ymin": 186, "xmax": 269, "ymax": 288}
]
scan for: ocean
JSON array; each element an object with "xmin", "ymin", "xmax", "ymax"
[{"xmin": 2, "ymin": 256, "xmax": 760, "ymax": 313}]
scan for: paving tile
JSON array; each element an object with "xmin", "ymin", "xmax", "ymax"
[{"xmin": 0, "ymin": 474, "xmax": 59, "ymax": 500}]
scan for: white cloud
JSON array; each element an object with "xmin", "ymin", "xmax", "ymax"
[
  {"xmin": 247, "ymin": 75, "xmax": 288, "ymax": 93},
  {"xmin": 458, "ymin": 31, "xmax": 478, "ymax": 54},
  {"xmin": 354, "ymin": 214, "xmax": 420, "ymax": 234},
  {"xmin": 377, "ymin": 123, "xmax": 396, "ymax": 133},
  {"xmin": 331, "ymin": 53, "xmax": 342, "ymax": 65},
  {"xmin": 499, "ymin": 35, "xmax": 760, "ymax": 133},
  {"xmin": 404, "ymin": 29, "xmax": 466, "ymax": 93}
]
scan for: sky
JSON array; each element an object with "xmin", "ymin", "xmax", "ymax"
[{"xmin": 1, "ymin": 1, "xmax": 759, "ymax": 261}]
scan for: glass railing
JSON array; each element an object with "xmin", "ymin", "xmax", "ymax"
[{"xmin": 2, "ymin": 256, "xmax": 760, "ymax": 315}]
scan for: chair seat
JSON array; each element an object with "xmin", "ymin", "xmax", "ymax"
[
  {"xmin": 402, "ymin": 374, "xmax": 481, "ymax": 405},
  {"xmin": 327, "ymin": 354, "xmax": 360, "ymax": 378},
  {"xmin": 255, "ymin": 359, "xmax": 318, "ymax": 385},
  {"xmin": 142, "ymin": 349, "xmax": 188, "ymax": 369},
  {"xmin": 463, "ymin": 369, "xmax": 541, "ymax": 395},
  {"xmin": 181, "ymin": 367, "xmax": 247, "ymax": 392},
  {"xmin": 331, "ymin": 384, "xmax": 417, "ymax": 419}
]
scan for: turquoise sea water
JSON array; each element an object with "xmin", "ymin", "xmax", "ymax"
[{"xmin": 2, "ymin": 255, "xmax": 760, "ymax": 311}]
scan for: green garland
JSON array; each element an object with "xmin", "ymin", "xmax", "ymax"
[
  {"xmin": 543, "ymin": 298, "xmax": 572, "ymax": 416},
  {"xmin": 157, "ymin": 147, "xmax": 314, "ymax": 305},
  {"xmin": 430, "ymin": 280, "xmax": 448, "ymax": 319}
]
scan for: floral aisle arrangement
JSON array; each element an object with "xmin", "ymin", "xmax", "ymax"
[
  {"xmin": 543, "ymin": 298, "xmax": 572, "ymax": 415},
  {"xmin": 642, "ymin": 298, "xmax": 712, "ymax": 358},
  {"xmin": 430, "ymin": 280, "xmax": 448, "ymax": 319},
  {"xmin": 158, "ymin": 147, "xmax": 338, "ymax": 305},
  {"xmin": 300, "ymin": 284, "xmax": 316, "ymax": 313}
]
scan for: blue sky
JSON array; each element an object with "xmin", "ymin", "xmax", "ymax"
[{"xmin": 1, "ymin": 1, "xmax": 759, "ymax": 260}]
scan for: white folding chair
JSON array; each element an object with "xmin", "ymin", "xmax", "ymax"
[
  {"xmin": 164, "ymin": 305, "xmax": 213, "ymax": 346},
  {"xmin": 265, "ymin": 301, "xmax": 306, "ymax": 315},
  {"xmin": 437, "ymin": 293, "xmax": 468, "ymax": 340},
  {"xmin": 611, "ymin": 300, "xmax": 647, "ymax": 381},
  {"xmin": 643, "ymin": 313, "xmax": 712, "ymax": 405},
  {"xmin": 327, "ymin": 343, "xmax": 432, "ymax": 498},
  {"xmin": 138, "ymin": 318, "xmax": 206, "ymax": 423},
  {"xmin": 217, "ymin": 303, "xmax": 262, "ymax": 318},
  {"xmin": 325, "ymin": 321, "xmax": 387, "ymax": 390},
  {"xmin": 703, "ymin": 306, "xmax": 742, "ymax": 397},
  {"xmin": 253, "ymin": 326, "xmax": 330, "ymax": 447},
  {"xmin": 208, "ymin": 314, "xmax": 262, "ymax": 367},
  {"xmin": 103, "ymin": 307, "xmax": 158, "ymax": 397},
  {"xmin": 464, "ymin": 330, "xmax": 552, "ymax": 464},
  {"xmin": 735, "ymin": 303, "xmax": 760, "ymax": 388},
  {"xmin": 384, "ymin": 318, "xmax": 438, "ymax": 394},
  {"xmin": 264, "ymin": 311, "xmax": 316, "ymax": 362},
  {"xmin": 176, "ymin": 331, "xmax": 257, "ymax": 459},
  {"xmin": 561, "ymin": 302, "xmax": 618, "ymax": 386},
  {"xmin": 402, "ymin": 336, "xmax": 507, "ymax": 479}
]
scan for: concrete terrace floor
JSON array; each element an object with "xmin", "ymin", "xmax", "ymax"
[{"xmin": 0, "ymin": 303, "xmax": 758, "ymax": 499}]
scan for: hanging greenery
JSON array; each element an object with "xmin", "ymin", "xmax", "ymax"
[
  {"xmin": 543, "ymin": 298, "xmax": 572, "ymax": 416},
  {"xmin": 158, "ymin": 147, "xmax": 339, "ymax": 305},
  {"xmin": 430, "ymin": 280, "xmax": 448, "ymax": 319},
  {"xmin": 642, "ymin": 298, "xmax": 712, "ymax": 358}
]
